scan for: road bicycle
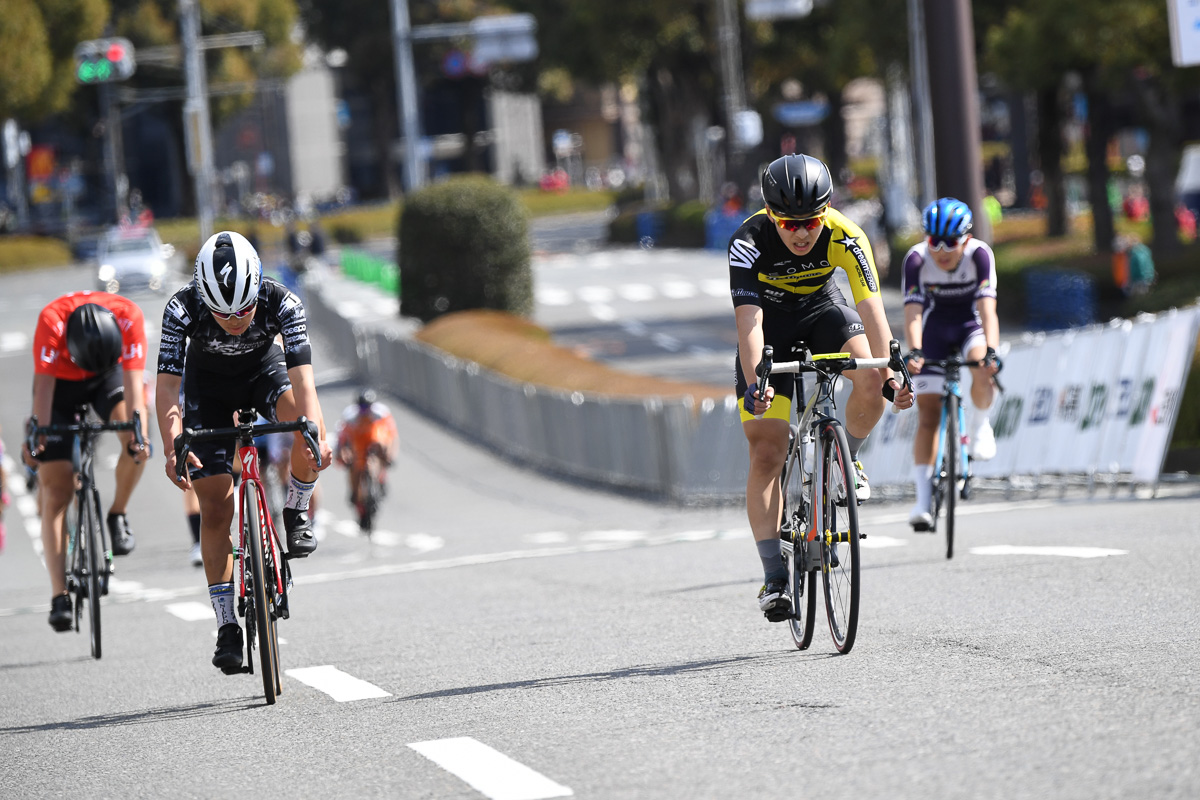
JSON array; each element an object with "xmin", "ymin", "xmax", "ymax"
[
  {"xmin": 174, "ymin": 411, "xmax": 321, "ymax": 705},
  {"xmin": 353, "ymin": 447, "xmax": 387, "ymax": 537},
  {"xmin": 916, "ymin": 355, "xmax": 1003, "ymax": 560},
  {"xmin": 26, "ymin": 409, "xmax": 144, "ymax": 660},
  {"xmin": 758, "ymin": 340, "xmax": 910, "ymax": 654}
]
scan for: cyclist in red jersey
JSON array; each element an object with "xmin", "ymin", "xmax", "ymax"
[{"xmin": 22, "ymin": 292, "xmax": 150, "ymax": 631}]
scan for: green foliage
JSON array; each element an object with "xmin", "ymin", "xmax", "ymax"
[
  {"xmin": 0, "ymin": 0, "xmax": 54, "ymax": 120},
  {"xmin": 398, "ymin": 175, "xmax": 533, "ymax": 323},
  {"xmin": 0, "ymin": 235, "xmax": 73, "ymax": 272}
]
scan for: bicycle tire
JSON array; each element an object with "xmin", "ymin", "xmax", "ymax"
[
  {"xmin": 246, "ymin": 486, "xmax": 279, "ymax": 704},
  {"xmin": 944, "ymin": 394, "xmax": 959, "ymax": 560},
  {"xmin": 819, "ymin": 421, "xmax": 860, "ymax": 654},
  {"xmin": 81, "ymin": 489, "xmax": 103, "ymax": 659},
  {"xmin": 780, "ymin": 435, "xmax": 816, "ymax": 649}
]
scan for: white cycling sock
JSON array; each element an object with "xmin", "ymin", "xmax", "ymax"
[
  {"xmin": 913, "ymin": 464, "xmax": 934, "ymax": 510},
  {"xmin": 208, "ymin": 582, "xmax": 237, "ymax": 627},
  {"xmin": 285, "ymin": 474, "xmax": 316, "ymax": 511}
]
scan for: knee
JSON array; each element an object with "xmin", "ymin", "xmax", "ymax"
[
  {"xmin": 854, "ymin": 369, "xmax": 885, "ymax": 396},
  {"xmin": 747, "ymin": 438, "xmax": 788, "ymax": 473}
]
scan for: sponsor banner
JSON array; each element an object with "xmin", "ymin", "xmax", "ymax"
[{"xmin": 860, "ymin": 307, "xmax": 1199, "ymax": 487}]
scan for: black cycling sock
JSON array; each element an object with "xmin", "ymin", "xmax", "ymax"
[
  {"xmin": 756, "ymin": 538, "xmax": 784, "ymax": 580},
  {"xmin": 846, "ymin": 432, "xmax": 867, "ymax": 461},
  {"xmin": 188, "ymin": 513, "xmax": 201, "ymax": 544}
]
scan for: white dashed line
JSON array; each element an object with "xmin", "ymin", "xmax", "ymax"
[
  {"xmin": 617, "ymin": 283, "xmax": 656, "ymax": 302},
  {"xmin": 661, "ymin": 280, "xmax": 697, "ymax": 299},
  {"xmin": 0, "ymin": 331, "xmax": 28, "ymax": 354},
  {"xmin": 285, "ymin": 665, "xmax": 391, "ymax": 702},
  {"xmin": 165, "ymin": 601, "xmax": 213, "ymax": 621},
  {"xmin": 589, "ymin": 304, "xmax": 616, "ymax": 322},
  {"xmin": 409, "ymin": 737, "xmax": 573, "ymax": 800},
  {"xmin": 536, "ymin": 287, "xmax": 573, "ymax": 306},
  {"xmin": 700, "ymin": 279, "xmax": 728, "ymax": 297},
  {"xmin": 860, "ymin": 536, "xmax": 908, "ymax": 549},
  {"xmin": 577, "ymin": 286, "xmax": 614, "ymax": 304},
  {"xmin": 970, "ymin": 545, "xmax": 1127, "ymax": 558}
]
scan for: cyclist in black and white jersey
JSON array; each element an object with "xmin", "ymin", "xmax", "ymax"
[{"xmin": 155, "ymin": 230, "xmax": 333, "ymax": 674}]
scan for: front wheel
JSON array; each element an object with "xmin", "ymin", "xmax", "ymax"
[
  {"xmin": 780, "ymin": 432, "xmax": 816, "ymax": 649},
  {"xmin": 819, "ymin": 421, "xmax": 860, "ymax": 654},
  {"xmin": 79, "ymin": 489, "xmax": 103, "ymax": 659},
  {"xmin": 944, "ymin": 395, "xmax": 959, "ymax": 560},
  {"xmin": 246, "ymin": 486, "xmax": 279, "ymax": 705}
]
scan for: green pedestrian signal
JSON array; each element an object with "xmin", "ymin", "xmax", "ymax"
[{"xmin": 74, "ymin": 38, "xmax": 136, "ymax": 84}]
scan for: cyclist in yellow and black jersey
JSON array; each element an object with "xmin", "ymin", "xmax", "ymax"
[{"xmin": 732, "ymin": 153, "xmax": 913, "ymax": 623}]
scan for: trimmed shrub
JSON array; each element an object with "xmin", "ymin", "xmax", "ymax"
[
  {"xmin": 0, "ymin": 236, "xmax": 72, "ymax": 272},
  {"xmin": 399, "ymin": 175, "xmax": 532, "ymax": 322}
]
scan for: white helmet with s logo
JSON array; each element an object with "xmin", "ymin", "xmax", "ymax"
[{"xmin": 194, "ymin": 230, "xmax": 262, "ymax": 315}]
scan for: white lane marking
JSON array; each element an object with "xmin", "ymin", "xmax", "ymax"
[
  {"xmin": 536, "ymin": 287, "xmax": 572, "ymax": 306},
  {"xmin": 661, "ymin": 280, "xmax": 696, "ymax": 299},
  {"xmin": 525, "ymin": 532, "xmax": 569, "ymax": 544},
  {"xmin": 970, "ymin": 545, "xmax": 1127, "ymax": 559},
  {"xmin": 4, "ymin": 454, "xmax": 44, "ymax": 558},
  {"xmin": 620, "ymin": 319, "xmax": 647, "ymax": 336},
  {"xmin": 405, "ymin": 532, "xmax": 444, "ymax": 552},
  {"xmin": 860, "ymin": 536, "xmax": 908, "ymax": 549},
  {"xmin": 409, "ymin": 737, "xmax": 573, "ymax": 800},
  {"xmin": 589, "ymin": 304, "xmax": 616, "ymax": 322},
  {"xmin": 165, "ymin": 601, "xmax": 213, "ymax": 621},
  {"xmin": 1, "ymin": 331, "xmax": 27, "ymax": 353},
  {"xmin": 285, "ymin": 665, "xmax": 391, "ymax": 702},
  {"xmin": 651, "ymin": 333, "xmax": 682, "ymax": 352},
  {"xmin": 577, "ymin": 286, "xmax": 613, "ymax": 304},
  {"xmin": 617, "ymin": 283, "xmax": 656, "ymax": 302},
  {"xmin": 700, "ymin": 279, "xmax": 728, "ymax": 297},
  {"xmin": 580, "ymin": 529, "xmax": 646, "ymax": 542},
  {"xmin": 16, "ymin": 496, "xmax": 38, "ymax": 517}
]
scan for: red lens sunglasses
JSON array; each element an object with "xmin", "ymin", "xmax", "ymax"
[
  {"xmin": 770, "ymin": 211, "xmax": 825, "ymax": 233},
  {"xmin": 211, "ymin": 304, "xmax": 256, "ymax": 321}
]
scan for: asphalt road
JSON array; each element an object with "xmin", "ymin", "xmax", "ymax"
[{"xmin": 1, "ymin": 264, "xmax": 1198, "ymax": 798}]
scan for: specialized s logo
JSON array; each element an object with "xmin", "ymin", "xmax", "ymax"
[
  {"xmin": 242, "ymin": 449, "xmax": 257, "ymax": 475},
  {"xmin": 728, "ymin": 239, "xmax": 760, "ymax": 270},
  {"xmin": 220, "ymin": 264, "xmax": 234, "ymax": 286}
]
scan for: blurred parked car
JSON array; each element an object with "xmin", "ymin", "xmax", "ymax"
[{"xmin": 95, "ymin": 225, "xmax": 178, "ymax": 294}]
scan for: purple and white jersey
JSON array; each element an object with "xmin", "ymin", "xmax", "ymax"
[{"xmin": 901, "ymin": 238, "xmax": 997, "ymax": 324}]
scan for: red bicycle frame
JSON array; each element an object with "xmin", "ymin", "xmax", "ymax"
[{"xmin": 237, "ymin": 444, "xmax": 285, "ymax": 602}]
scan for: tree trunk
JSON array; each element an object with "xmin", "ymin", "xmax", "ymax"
[
  {"xmin": 370, "ymin": 81, "xmax": 402, "ymax": 200},
  {"xmin": 646, "ymin": 64, "xmax": 709, "ymax": 202},
  {"xmin": 1131, "ymin": 74, "xmax": 1183, "ymax": 254},
  {"xmin": 1082, "ymin": 75, "xmax": 1115, "ymax": 253},
  {"xmin": 1036, "ymin": 86, "xmax": 1067, "ymax": 237},
  {"xmin": 822, "ymin": 87, "xmax": 846, "ymax": 182}
]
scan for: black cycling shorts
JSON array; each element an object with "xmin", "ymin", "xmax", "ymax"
[
  {"xmin": 181, "ymin": 345, "xmax": 292, "ymax": 479},
  {"xmin": 37, "ymin": 368, "xmax": 125, "ymax": 462},
  {"xmin": 734, "ymin": 298, "xmax": 865, "ymax": 403}
]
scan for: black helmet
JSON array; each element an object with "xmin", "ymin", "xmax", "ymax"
[
  {"xmin": 357, "ymin": 388, "xmax": 377, "ymax": 408},
  {"xmin": 760, "ymin": 154, "xmax": 833, "ymax": 218},
  {"xmin": 66, "ymin": 303, "xmax": 123, "ymax": 373}
]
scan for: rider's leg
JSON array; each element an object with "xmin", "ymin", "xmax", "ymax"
[
  {"xmin": 38, "ymin": 461, "xmax": 75, "ymax": 597},
  {"xmin": 193, "ymin": 474, "xmax": 235, "ymax": 586},
  {"xmin": 966, "ymin": 342, "xmax": 996, "ymax": 413},
  {"xmin": 840, "ymin": 333, "xmax": 886, "ymax": 446},
  {"xmin": 743, "ymin": 417, "xmax": 790, "ymax": 571},
  {"xmin": 910, "ymin": 394, "xmax": 941, "ymax": 518},
  {"xmin": 106, "ymin": 398, "xmax": 146, "ymax": 517}
]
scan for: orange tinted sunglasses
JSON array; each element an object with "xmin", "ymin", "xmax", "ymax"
[{"xmin": 769, "ymin": 210, "xmax": 825, "ymax": 233}]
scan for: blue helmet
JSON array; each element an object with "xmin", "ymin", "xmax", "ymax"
[{"xmin": 922, "ymin": 198, "xmax": 973, "ymax": 238}]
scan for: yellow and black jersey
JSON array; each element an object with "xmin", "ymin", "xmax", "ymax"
[{"xmin": 728, "ymin": 206, "xmax": 881, "ymax": 310}]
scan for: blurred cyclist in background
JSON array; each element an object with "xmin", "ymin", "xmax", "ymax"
[
  {"xmin": 901, "ymin": 197, "xmax": 1001, "ymax": 532},
  {"xmin": 336, "ymin": 389, "xmax": 398, "ymax": 533}
]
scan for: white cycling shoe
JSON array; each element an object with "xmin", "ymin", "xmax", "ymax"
[
  {"xmin": 969, "ymin": 419, "xmax": 996, "ymax": 461},
  {"xmin": 909, "ymin": 505, "xmax": 933, "ymax": 532}
]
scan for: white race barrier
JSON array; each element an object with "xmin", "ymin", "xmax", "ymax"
[{"xmin": 308, "ymin": 273, "xmax": 1198, "ymax": 501}]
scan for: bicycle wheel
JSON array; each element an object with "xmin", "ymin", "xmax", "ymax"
[
  {"xmin": 819, "ymin": 421, "xmax": 860, "ymax": 654},
  {"xmin": 780, "ymin": 435, "xmax": 816, "ymax": 649},
  {"xmin": 246, "ymin": 486, "xmax": 279, "ymax": 704},
  {"xmin": 944, "ymin": 394, "xmax": 959, "ymax": 560},
  {"xmin": 79, "ymin": 490, "xmax": 103, "ymax": 659},
  {"xmin": 358, "ymin": 470, "xmax": 377, "ymax": 535}
]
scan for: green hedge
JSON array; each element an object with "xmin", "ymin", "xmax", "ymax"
[
  {"xmin": 0, "ymin": 236, "xmax": 72, "ymax": 272},
  {"xmin": 398, "ymin": 175, "xmax": 532, "ymax": 322}
]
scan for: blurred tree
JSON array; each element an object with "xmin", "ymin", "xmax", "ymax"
[{"xmin": 0, "ymin": 0, "xmax": 108, "ymax": 122}]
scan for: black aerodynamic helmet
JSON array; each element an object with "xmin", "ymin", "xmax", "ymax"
[
  {"xmin": 66, "ymin": 303, "xmax": 123, "ymax": 373},
  {"xmin": 760, "ymin": 153, "xmax": 833, "ymax": 218},
  {"xmin": 357, "ymin": 388, "xmax": 377, "ymax": 408}
]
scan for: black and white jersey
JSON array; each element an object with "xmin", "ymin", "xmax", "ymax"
[{"xmin": 157, "ymin": 277, "xmax": 312, "ymax": 376}]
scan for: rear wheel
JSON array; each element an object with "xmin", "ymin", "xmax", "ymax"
[
  {"xmin": 944, "ymin": 395, "xmax": 959, "ymax": 560},
  {"xmin": 247, "ymin": 486, "xmax": 279, "ymax": 704},
  {"xmin": 780, "ymin": 435, "xmax": 816, "ymax": 650},
  {"xmin": 819, "ymin": 421, "xmax": 860, "ymax": 654}
]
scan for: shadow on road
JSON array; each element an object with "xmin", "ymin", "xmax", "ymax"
[
  {"xmin": 392, "ymin": 650, "xmax": 836, "ymax": 703},
  {"xmin": 0, "ymin": 698, "xmax": 254, "ymax": 735}
]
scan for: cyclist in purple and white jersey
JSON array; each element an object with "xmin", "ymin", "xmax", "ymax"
[{"xmin": 901, "ymin": 198, "xmax": 1001, "ymax": 531}]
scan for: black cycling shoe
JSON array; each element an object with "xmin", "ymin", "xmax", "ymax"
[
  {"xmin": 48, "ymin": 594, "xmax": 73, "ymax": 632},
  {"xmin": 107, "ymin": 513, "xmax": 136, "ymax": 556},
  {"xmin": 282, "ymin": 508, "xmax": 317, "ymax": 557},
  {"xmin": 757, "ymin": 579, "xmax": 792, "ymax": 623},
  {"xmin": 212, "ymin": 624, "xmax": 244, "ymax": 674}
]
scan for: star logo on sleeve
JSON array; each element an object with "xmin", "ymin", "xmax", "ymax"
[{"xmin": 834, "ymin": 234, "xmax": 860, "ymax": 251}]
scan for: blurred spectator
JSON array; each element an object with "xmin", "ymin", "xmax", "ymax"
[
  {"xmin": 1122, "ymin": 185, "xmax": 1149, "ymax": 222},
  {"xmin": 719, "ymin": 182, "xmax": 744, "ymax": 216},
  {"xmin": 308, "ymin": 221, "xmax": 327, "ymax": 260},
  {"xmin": 539, "ymin": 167, "xmax": 569, "ymax": 193},
  {"xmin": 1125, "ymin": 234, "xmax": 1155, "ymax": 296},
  {"xmin": 1176, "ymin": 204, "xmax": 1197, "ymax": 243}
]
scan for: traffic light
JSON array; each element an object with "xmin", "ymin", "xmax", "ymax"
[{"xmin": 74, "ymin": 38, "xmax": 136, "ymax": 84}]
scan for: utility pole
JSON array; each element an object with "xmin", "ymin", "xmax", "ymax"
[
  {"xmin": 923, "ymin": 0, "xmax": 991, "ymax": 242},
  {"xmin": 390, "ymin": 0, "xmax": 423, "ymax": 192},
  {"xmin": 181, "ymin": 0, "xmax": 216, "ymax": 243},
  {"xmin": 906, "ymin": 0, "xmax": 936, "ymax": 209}
]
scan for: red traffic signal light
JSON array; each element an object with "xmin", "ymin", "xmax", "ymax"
[
  {"xmin": 74, "ymin": 37, "xmax": 136, "ymax": 84},
  {"xmin": 106, "ymin": 41, "xmax": 126, "ymax": 63}
]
